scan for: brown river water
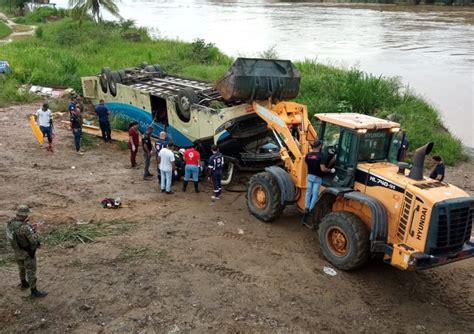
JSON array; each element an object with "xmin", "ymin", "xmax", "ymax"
[{"xmin": 56, "ymin": 0, "xmax": 474, "ymax": 147}]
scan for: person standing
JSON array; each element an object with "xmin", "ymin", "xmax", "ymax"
[
  {"xmin": 154, "ymin": 131, "xmax": 169, "ymax": 180},
  {"xmin": 128, "ymin": 122, "xmax": 140, "ymax": 168},
  {"xmin": 35, "ymin": 103, "xmax": 53, "ymax": 152},
  {"xmin": 303, "ymin": 140, "xmax": 335, "ymax": 224},
  {"xmin": 94, "ymin": 99, "xmax": 112, "ymax": 142},
  {"xmin": 158, "ymin": 143, "xmax": 175, "ymax": 194},
  {"xmin": 5, "ymin": 205, "xmax": 48, "ymax": 298},
  {"xmin": 208, "ymin": 145, "xmax": 224, "ymax": 200},
  {"xmin": 70, "ymin": 107, "xmax": 83, "ymax": 154},
  {"xmin": 142, "ymin": 126, "xmax": 154, "ymax": 180},
  {"xmin": 429, "ymin": 155, "xmax": 445, "ymax": 181},
  {"xmin": 183, "ymin": 144, "xmax": 201, "ymax": 193},
  {"xmin": 67, "ymin": 96, "xmax": 76, "ymax": 116}
]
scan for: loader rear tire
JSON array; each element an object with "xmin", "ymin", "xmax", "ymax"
[
  {"xmin": 246, "ymin": 172, "xmax": 284, "ymax": 222},
  {"xmin": 318, "ymin": 211, "xmax": 370, "ymax": 271}
]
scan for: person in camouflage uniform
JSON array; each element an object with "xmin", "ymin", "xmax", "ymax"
[{"xmin": 5, "ymin": 205, "xmax": 48, "ymax": 298}]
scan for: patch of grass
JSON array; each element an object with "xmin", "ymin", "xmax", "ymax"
[
  {"xmin": 43, "ymin": 219, "xmax": 138, "ymax": 246},
  {"xmin": 117, "ymin": 245, "xmax": 166, "ymax": 262},
  {"xmin": 116, "ymin": 141, "xmax": 129, "ymax": 150},
  {"xmin": 0, "ymin": 20, "xmax": 12, "ymax": 38},
  {"xmin": 43, "ymin": 224, "xmax": 105, "ymax": 245},
  {"xmin": 81, "ymin": 132, "xmax": 97, "ymax": 148},
  {"xmin": 110, "ymin": 115, "xmax": 129, "ymax": 131}
]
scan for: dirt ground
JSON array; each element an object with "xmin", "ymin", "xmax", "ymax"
[{"xmin": 0, "ymin": 103, "xmax": 473, "ymax": 334}]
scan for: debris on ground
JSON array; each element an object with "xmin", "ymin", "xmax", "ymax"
[
  {"xmin": 20, "ymin": 84, "xmax": 75, "ymax": 98},
  {"xmin": 323, "ymin": 266, "xmax": 337, "ymax": 276}
]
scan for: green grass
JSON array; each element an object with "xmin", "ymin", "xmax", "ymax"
[
  {"xmin": 110, "ymin": 115, "xmax": 129, "ymax": 131},
  {"xmin": 0, "ymin": 16, "xmax": 466, "ymax": 164},
  {"xmin": 0, "ymin": 20, "xmax": 12, "ymax": 38},
  {"xmin": 43, "ymin": 219, "xmax": 137, "ymax": 246}
]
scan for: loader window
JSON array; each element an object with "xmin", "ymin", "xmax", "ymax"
[
  {"xmin": 336, "ymin": 130, "xmax": 357, "ymax": 168},
  {"xmin": 358, "ymin": 130, "xmax": 391, "ymax": 162}
]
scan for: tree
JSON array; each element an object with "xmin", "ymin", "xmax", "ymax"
[{"xmin": 69, "ymin": 0, "xmax": 121, "ymax": 23}]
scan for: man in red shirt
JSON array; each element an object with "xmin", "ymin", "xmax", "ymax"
[
  {"xmin": 128, "ymin": 121, "xmax": 140, "ymax": 168},
  {"xmin": 182, "ymin": 144, "xmax": 201, "ymax": 193}
]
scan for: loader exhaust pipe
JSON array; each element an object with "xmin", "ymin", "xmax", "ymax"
[{"xmin": 408, "ymin": 142, "xmax": 434, "ymax": 181}]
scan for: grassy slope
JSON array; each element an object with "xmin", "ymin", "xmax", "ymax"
[
  {"xmin": 0, "ymin": 17, "xmax": 466, "ymax": 164},
  {"xmin": 0, "ymin": 19, "xmax": 11, "ymax": 38}
]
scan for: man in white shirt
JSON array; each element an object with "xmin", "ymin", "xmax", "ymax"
[
  {"xmin": 158, "ymin": 144, "xmax": 176, "ymax": 194},
  {"xmin": 35, "ymin": 103, "xmax": 53, "ymax": 152}
]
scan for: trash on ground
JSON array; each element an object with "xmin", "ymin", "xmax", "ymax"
[
  {"xmin": 100, "ymin": 197, "xmax": 129, "ymax": 209},
  {"xmin": 21, "ymin": 84, "xmax": 75, "ymax": 98},
  {"xmin": 237, "ymin": 228, "xmax": 244, "ymax": 235},
  {"xmin": 323, "ymin": 266, "xmax": 337, "ymax": 276},
  {"xmin": 71, "ymin": 166, "xmax": 76, "ymax": 169},
  {"xmin": 217, "ymin": 221, "xmax": 224, "ymax": 226}
]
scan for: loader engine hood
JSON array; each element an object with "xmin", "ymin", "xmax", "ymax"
[{"xmin": 357, "ymin": 162, "xmax": 470, "ymax": 205}]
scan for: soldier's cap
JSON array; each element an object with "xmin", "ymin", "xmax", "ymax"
[{"xmin": 16, "ymin": 205, "xmax": 30, "ymax": 217}]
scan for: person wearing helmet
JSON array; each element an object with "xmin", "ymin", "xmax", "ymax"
[{"xmin": 5, "ymin": 205, "xmax": 48, "ymax": 298}]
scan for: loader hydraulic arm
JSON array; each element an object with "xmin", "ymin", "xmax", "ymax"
[{"xmin": 252, "ymin": 101, "xmax": 317, "ymax": 189}]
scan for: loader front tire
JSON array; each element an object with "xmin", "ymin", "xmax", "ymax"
[
  {"xmin": 318, "ymin": 211, "xmax": 370, "ymax": 271},
  {"xmin": 246, "ymin": 172, "xmax": 284, "ymax": 222}
]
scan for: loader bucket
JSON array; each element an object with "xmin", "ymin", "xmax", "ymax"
[{"xmin": 215, "ymin": 58, "xmax": 301, "ymax": 102}]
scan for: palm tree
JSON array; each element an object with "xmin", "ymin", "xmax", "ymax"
[{"xmin": 69, "ymin": 0, "xmax": 121, "ymax": 23}]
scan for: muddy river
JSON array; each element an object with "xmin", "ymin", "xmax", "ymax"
[{"xmin": 57, "ymin": 0, "xmax": 474, "ymax": 147}]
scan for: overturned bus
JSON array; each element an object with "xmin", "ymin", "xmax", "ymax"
[{"xmin": 81, "ymin": 58, "xmax": 300, "ymax": 182}]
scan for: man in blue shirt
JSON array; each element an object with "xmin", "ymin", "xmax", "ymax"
[
  {"xmin": 68, "ymin": 96, "xmax": 77, "ymax": 116},
  {"xmin": 94, "ymin": 99, "xmax": 112, "ymax": 142},
  {"xmin": 208, "ymin": 145, "xmax": 224, "ymax": 200}
]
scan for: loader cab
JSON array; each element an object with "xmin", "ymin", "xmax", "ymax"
[{"xmin": 314, "ymin": 113, "xmax": 402, "ymax": 188}]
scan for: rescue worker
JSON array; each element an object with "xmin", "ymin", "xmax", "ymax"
[
  {"xmin": 429, "ymin": 155, "xmax": 445, "ymax": 181},
  {"xmin": 303, "ymin": 140, "xmax": 335, "ymax": 224},
  {"xmin": 183, "ymin": 144, "xmax": 201, "ymax": 193},
  {"xmin": 70, "ymin": 106, "xmax": 83, "ymax": 154},
  {"xmin": 128, "ymin": 121, "xmax": 140, "ymax": 168},
  {"xmin": 154, "ymin": 131, "xmax": 169, "ymax": 180},
  {"xmin": 208, "ymin": 145, "xmax": 224, "ymax": 200},
  {"xmin": 5, "ymin": 205, "xmax": 48, "ymax": 298},
  {"xmin": 142, "ymin": 126, "xmax": 154, "ymax": 180},
  {"xmin": 35, "ymin": 103, "xmax": 53, "ymax": 152},
  {"xmin": 94, "ymin": 99, "xmax": 112, "ymax": 142}
]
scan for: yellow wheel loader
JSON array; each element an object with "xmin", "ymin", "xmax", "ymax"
[{"xmin": 215, "ymin": 58, "xmax": 474, "ymax": 271}]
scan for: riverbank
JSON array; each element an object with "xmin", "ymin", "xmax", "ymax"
[{"xmin": 0, "ymin": 14, "xmax": 467, "ymax": 164}]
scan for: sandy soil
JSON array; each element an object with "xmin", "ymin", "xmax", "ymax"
[{"xmin": 0, "ymin": 103, "xmax": 473, "ymax": 333}]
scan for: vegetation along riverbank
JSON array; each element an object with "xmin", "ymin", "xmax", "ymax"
[{"xmin": 0, "ymin": 8, "xmax": 467, "ymax": 165}]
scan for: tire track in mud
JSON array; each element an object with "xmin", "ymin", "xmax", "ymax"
[
  {"xmin": 221, "ymin": 231, "xmax": 317, "ymax": 256},
  {"xmin": 189, "ymin": 262, "xmax": 255, "ymax": 283},
  {"xmin": 416, "ymin": 269, "xmax": 474, "ymax": 320}
]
